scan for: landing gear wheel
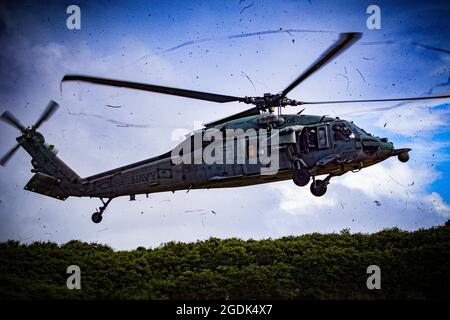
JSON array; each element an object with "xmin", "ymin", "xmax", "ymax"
[
  {"xmin": 310, "ymin": 179, "xmax": 327, "ymax": 197},
  {"xmin": 91, "ymin": 212, "xmax": 103, "ymax": 224},
  {"xmin": 293, "ymin": 169, "xmax": 310, "ymax": 187}
]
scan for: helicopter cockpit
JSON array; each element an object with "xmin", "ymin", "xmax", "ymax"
[
  {"xmin": 331, "ymin": 120, "xmax": 376, "ymax": 140},
  {"xmin": 347, "ymin": 122, "xmax": 373, "ymax": 138},
  {"xmin": 331, "ymin": 121, "xmax": 353, "ymax": 141}
]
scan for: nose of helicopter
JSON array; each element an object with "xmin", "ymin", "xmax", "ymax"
[
  {"xmin": 378, "ymin": 137, "xmax": 411, "ymax": 163},
  {"xmin": 373, "ymin": 137, "xmax": 394, "ymax": 159},
  {"xmin": 378, "ymin": 138, "xmax": 394, "ymax": 153}
]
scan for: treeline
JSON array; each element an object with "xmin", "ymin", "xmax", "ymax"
[{"xmin": 0, "ymin": 221, "xmax": 449, "ymax": 299}]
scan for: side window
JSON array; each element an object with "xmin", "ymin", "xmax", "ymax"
[
  {"xmin": 307, "ymin": 128, "xmax": 318, "ymax": 149},
  {"xmin": 317, "ymin": 126, "xmax": 328, "ymax": 149}
]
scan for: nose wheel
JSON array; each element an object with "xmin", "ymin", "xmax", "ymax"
[{"xmin": 91, "ymin": 198, "xmax": 113, "ymax": 224}]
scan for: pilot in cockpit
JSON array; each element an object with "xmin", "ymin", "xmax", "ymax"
[{"xmin": 333, "ymin": 123, "xmax": 351, "ymax": 141}]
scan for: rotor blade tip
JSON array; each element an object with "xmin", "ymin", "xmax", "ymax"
[
  {"xmin": 0, "ymin": 144, "xmax": 20, "ymax": 167},
  {"xmin": 61, "ymin": 74, "xmax": 77, "ymax": 82},
  {"xmin": 341, "ymin": 32, "xmax": 362, "ymax": 42}
]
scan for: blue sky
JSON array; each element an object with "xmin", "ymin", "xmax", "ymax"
[{"xmin": 0, "ymin": 0, "xmax": 449, "ymax": 249}]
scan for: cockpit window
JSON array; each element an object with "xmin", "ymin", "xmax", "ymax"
[
  {"xmin": 349, "ymin": 123, "xmax": 371, "ymax": 137},
  {"xmin": 332, "ymin": 122, "xmax": 352, "ymax": 141}
]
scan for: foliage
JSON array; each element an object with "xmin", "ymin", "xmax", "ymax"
[{"xmin": 0, "ymin": 222, "xmax": 449, "ymax": 300}]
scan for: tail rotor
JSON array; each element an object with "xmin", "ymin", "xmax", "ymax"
[
  {"xmin": 0, "ymin": 100, "xmax": 60, "ymax": 166},
  {"xmin": 0, "ymin": 144, "xmax": 21, "ymax": 166}
]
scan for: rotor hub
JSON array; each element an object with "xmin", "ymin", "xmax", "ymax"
[{"xmin": 244, "ymin": 93, "xmax": 300, "ymax": 112}]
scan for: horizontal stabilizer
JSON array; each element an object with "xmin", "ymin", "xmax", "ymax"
[{"xmin": 24, "ymin": 173, "xmax": 68, "ymax": 200}]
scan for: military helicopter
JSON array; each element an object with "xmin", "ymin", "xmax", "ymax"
[{"xmin": 1, "ymin": 32, "xmax": 449, "ymax": 223}]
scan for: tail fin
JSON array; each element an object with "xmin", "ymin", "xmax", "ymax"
[
  {"xmin": 20, "ymin": 137, "xmax": 82, "ymax": 200},
  {"xmin": 1, "ymin": 101, "xmax": 82, "ymax": 200}
]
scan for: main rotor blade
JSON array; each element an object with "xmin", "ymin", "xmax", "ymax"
[
  {"xmin": 205, "ymin": 107, "xmax": 260, "ymax": 127},
  {"xmin": 33, "ymin": 100, "xmax": 59, "ymax": 129},
  {"xmin": 0, "ymin": 111, "xmax": 25, "ymax": 131},
  {"xmin": 0, "ymin": 144, "xmax": 20, "ymax": 166},
  {"xmin": 298, "ymin": 94, "xmax": 450, "ymax": 105},
  {"xmin": 62, "ymin": 75, "xmax": 247, "ymax": 103},
  {"xmin": 281, "ymin": 32, "xmax": 362, "ymax": 97}
]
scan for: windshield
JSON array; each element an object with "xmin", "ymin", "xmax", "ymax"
[{"xmin": 348, "ymin": 122, "xmax": 371, "ymax": 137}]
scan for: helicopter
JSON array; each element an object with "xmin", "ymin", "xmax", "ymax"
[{"xmin": 1, "ymin": 32, "xmax": 449, "ymax": 223}]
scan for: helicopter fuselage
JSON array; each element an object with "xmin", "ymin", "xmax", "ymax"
[{"xmin": 76, "ymin": 113, "xmax": 409, "ymax": 199}]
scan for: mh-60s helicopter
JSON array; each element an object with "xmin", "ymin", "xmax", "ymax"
[{"xmin": 1, "ymin": 33, "xmax": 449, "ymax": 223}]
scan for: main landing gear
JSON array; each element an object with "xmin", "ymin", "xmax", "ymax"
[
  {"xmin": 292, "ymin": 160, "xmax": 311, "ymax": 187},
  {"xmin": 91, "ymin": 198, "xmax": 113, "ymax": 224},
  {"xmin": 292, "ymin": 169, "xmax": 338, "ymax": 197},
  {"xmin": 309, "ymin": 174, "xmax": 340, "ymax": 197},
  {"xmin": 310, "ymin": 177, "xmax": 328, "ymax": 197},
  {"xmin": 293, "ymin": 169, "xmax": 310, "ymax": 187}
]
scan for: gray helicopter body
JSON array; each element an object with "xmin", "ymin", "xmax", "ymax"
[{"xmin": 21, "ymin": 112, "xmax": 406, "ymax": 203}]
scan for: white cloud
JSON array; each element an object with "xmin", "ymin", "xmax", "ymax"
[
  {"xmin": 373, "ymin": 104, "xmax": 450, "ymax": 136},
  {"xmin": 424, "ymin": 192, "xmax": 450, "ymax": 217},
  {"xmin": 271, "ymin": 156, "xmax": 449, "ymax": 231},
  {"xmin": 337, "ymin": 161, "xmax": 436, "ymax": 198},
  {"xmin": 274, "ymin": 181, "xmax": 336, "ymax": 215}
]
